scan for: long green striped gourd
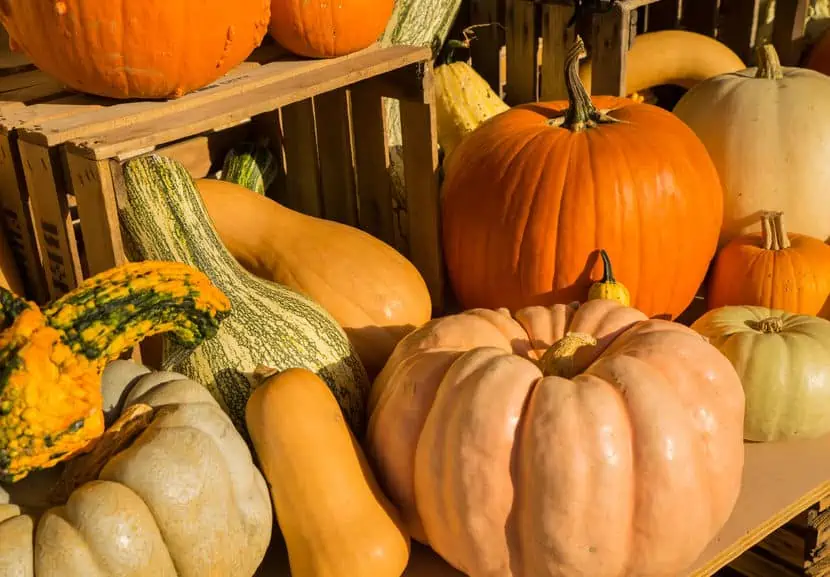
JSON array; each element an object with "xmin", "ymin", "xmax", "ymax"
[
  {"xmin": 220, "ymin": 142, "xmax": 278, "ymax": 195},
  {"xmin": 379, "ymin": 0, "xmax": 463, "ymax": 249},
  {"xmin": 118, "ymin": 155, "xmax": 369, "ymax": 435}
]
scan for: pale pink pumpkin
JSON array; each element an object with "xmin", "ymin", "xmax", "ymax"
[{"xmin": 365, "ymin": 299, "xmax": 745, "ymax": 577}]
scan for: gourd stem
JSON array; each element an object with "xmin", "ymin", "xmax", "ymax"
[
  {"xmin": 561, "ymin": 36, "xmax": 606, "ymax": 132},
  {"xmin": 599, "ymin": 249, "xmax": 616, "ymax": 283},
  {"xmin": 754, "ymin": 317, "xmax": 784, "ymax": 333},
  {"xmin": 755, "ymin": 44, "xmax": 784, "ymax": 80},
  {"xmin": 761, "ymin": 210, "xmax": 791, "ymax": 250},
  {"xmin": 538, "ymin": 332, "xmax": 597, "ymax": 379}
]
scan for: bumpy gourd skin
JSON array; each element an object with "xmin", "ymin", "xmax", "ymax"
[{"xmin": 0, "ymin": 261, "xmax": 230, "ymax": 483}]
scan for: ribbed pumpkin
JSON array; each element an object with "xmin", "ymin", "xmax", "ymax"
[
  {"xmin": 270, "ymin": 0, "xmax": 394, "ymax": 58},
  {"xmin": 673, "ymin": 43, "xmax": 830, "ymax": 245},
  {"xmin": 708, "ymin": 211, "xmax": 830, "ymax": 317},
  {"xmin": 692, "ymin": 306, "xmax": 830, "ymax": 442},
  {"xmin": 366, "ymin": 298, "xmax": 745, "ymax": 576},
  {"xmin": 442, "ymin": 37, "xmax": 723, "ymax": 319},
  {"xmin": 0, "ymin": 0, "xmax": 270, "ymax": 99},
  {"xmin": 0, "ymin": 360, "xmax": 272, "ymax": 576}
]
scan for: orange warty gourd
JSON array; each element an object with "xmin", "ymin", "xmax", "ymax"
[
  {"xmin": 0, "ymin": 1, "xmax": 270, "ymax": 99},
  {"xmin": 366, "ymin": 298, "xmax": 746, "ymax": 577},
  {"xmin": 269, "ymin": 0, "xmax": 394, "ymax": 58},
  {"xmin": 708, "ymin": 211, "xmax": 830, "ymax": 318},
  {"xmin": 441, "ymin": 36, "xmax": 723, "ymax": 319}
]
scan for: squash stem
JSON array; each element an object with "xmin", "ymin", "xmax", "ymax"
[
  {"xmin": 538, "ymin": 332, "xmax": 597, "ymax": 379},
  {"xmin": 755, "ymin": 44, "xmax": 784, "ymax": 80},
  {"xmin": 560, "ymin": 36, "xmax": 614, "ymax": 132},
  {"xmin": 599, "ymin": 249, "xmax": 616, "ymax": 283},
  {"xmin": 754, "ymin": 317, "xmax": 784, "ymax": 334},
  {"xmin": 761, "ymin": 210, "xmax": 791, "ymax": 250}
]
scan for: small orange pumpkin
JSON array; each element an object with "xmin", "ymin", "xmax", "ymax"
[
  {"xmin": 441, "ymin": 36, "xmax": 723, "ymax": 319},
  {"xmin": 0, "ymin": 1, "xmax": 271, "ymax": 99},
  {"xmin": 708, "ymin": 210, "xmax": 830, "ymax": 317},
  {"xmin": 269, "ymin": 0, "xmax": 394, "ymax": 58}
]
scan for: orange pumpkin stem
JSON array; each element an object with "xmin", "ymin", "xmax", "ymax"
[
  {"xmin": 538, "ymin": 332, "xmax": 598, "ymax": 379},
  {"xmin": 761, "ymin": 211, "xmax": 791, "ymax": 250},
  {"xmin": 754, "ymin": 317, "xmax": 784, "ymax": 334},
  {"xmin": 561, "ymin": 36, "xmax": 616, "ymax": 132},
  {"xmin": 755, "ymin": 44, "xmax": 784, "ymax": 80}
]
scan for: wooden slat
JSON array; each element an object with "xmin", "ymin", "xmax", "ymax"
[
  {"xmin": 771, "ymin": 0, "xmax": 810, "ymax": 66},
  {"xmin": 18, "ymin": 140, "xmax": 82, "ymax": 297},
  {"xmin": 539, "ymin": 3, "xmax": 575, "ymax": 100},
  {"xmin": 64, "ymin": 46, "xmax": 433, "ymax": 161},
  {"xmin": 717, "ymin": 0, "xmax": 763, "ymax": 64},
  {"xmin": 152, "ymin": 122, "xmax": 255, "ymax": 179},
  {"xmin": 0, "ymin": 133, "xmax": 47, "ymax": 302},
  {"xmin": 756, "ymin": 526, "xmax": 811, "ymax": 569},
  {"xmin": 645, "ymin": 0, "xmax": 682, "ymax": 31},
  {"xmin": 505, "ymin": 0, "xmax": 539, "ymax": 105},
  {"xmin": 729, "ymin": 548, "xmax": 804, "ymax": 577},
  {"xmin": 349, "ymin": 83, "xmax": 394, "ymax": 245},
  {"xmin": 681, "ymin": 0, "xmax": 721, "ymax": 36},
  {"xmin": 64, "ymin": 154, "xmax": 125, "ymax": 277},
  {"xmin": 399, "ymin": 77, "xmax": 444, "ymax": 312},
  {"xmin": 591, "ymin": 3, "xmax": 633, "ymax": 96},
  {"xmin": 281, "ymin": 99, "xmax": 321, "ymax": 217},
  {"xmin": 0, "ymin": 94, "xmax": 108, "ymax": 134},
  {"xmin": 469, "ymin": 0, "xmax": 506, "ymax": 95},
  {"xmin": 314, "ymin": 89, "xmax": 358, "ymax": 226}
]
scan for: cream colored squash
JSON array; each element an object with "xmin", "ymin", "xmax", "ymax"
[
  {"xmin": 0, "ymin": 360, "xmax": 273, "ymax": 577},
  {"xmin": 673, "ymin": 44, "xmax": 830, "ymax": 246},
  {"xmin": 692, "ymin": 306, "xmax": 830, "ymax": 442}
]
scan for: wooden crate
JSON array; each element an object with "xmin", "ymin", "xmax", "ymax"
[
  {"xmin": 722, "ymin": 498, "xmax": 830, "ymax": 577},
  {"xmin": 464, "ymin": 0, "xmax": 812, "ymax": 104},
  {"xmin": 0, "ymin": 43, "xmax": 444, "ymax": 312}
]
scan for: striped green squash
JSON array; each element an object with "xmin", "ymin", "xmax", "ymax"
[
  {"xmin": 118, "ymin": 155, "xmax": 369, "ymax": 435},
  {"xmin": 220, "ymin": 142, "xmax": 279, "ymax": 195},
  {"xmin": 380, "ymin": 0, "xmax": 463, "ymax": 250}
]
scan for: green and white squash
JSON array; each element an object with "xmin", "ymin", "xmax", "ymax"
[
  {"xmin": 118, "ymin": 155, "xmax": 370, "ymax": 435},
  {"xmin": 219, "ymin": 142, "xmax": 279, "ymax": 195},
  {"xmin": 379, "ymin": 0, "xmax": 463, "ymax": 250}
]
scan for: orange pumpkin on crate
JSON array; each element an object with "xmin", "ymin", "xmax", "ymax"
[
  {"xmin": 269, "ymin": 0, "xmax": 394, "ymax": 58},
  {"xmin": 441, "ymin": 36, "xmax": 723, "ymax": 320},
  {"xmin": 708, "ymin": 210, "xmax": 830, "ymax": 317},
  {"xmin": 0, "ymin": 0, "xmax": 270, "ymax": 99}
]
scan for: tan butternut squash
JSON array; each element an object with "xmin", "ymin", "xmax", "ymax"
[
  {"xmin": 196, "ymin": 178, "xmax": 432, "ymax": 378},
  {"xmin": 579, "ymin": 30, "xmax": 745, "ymax": 95},
  {"xmin": 246, "ymin": 367, "xmax": 411, "ymax": 577}
]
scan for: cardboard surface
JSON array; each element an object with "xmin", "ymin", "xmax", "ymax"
[{"xmin": 256, "ymin": 437, "xmax": 830, "ymax": 577}]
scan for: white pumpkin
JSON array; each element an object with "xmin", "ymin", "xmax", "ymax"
[
  {"xmin": 0, "ymin": 360, "xmax": 273, "ymax": 577},
  {"xmin": 673, "ymin": 43, "xmax": 830, "ymax": 246},
  {"xmin": 692, "ymin": 306, "xmax": 830, "ymax": 442}
]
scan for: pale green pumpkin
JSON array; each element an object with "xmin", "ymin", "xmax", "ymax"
[{"xmin": 691, "ymin": 305, "xmax": 830, "ymax": 442}]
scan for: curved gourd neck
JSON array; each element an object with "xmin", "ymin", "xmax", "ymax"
[{"xmin": 119, "ymin": 156, "xmax": 255, "ymax": 294}]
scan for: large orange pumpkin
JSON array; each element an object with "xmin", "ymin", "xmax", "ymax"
[
  {"xmin": 0, "ymin": 1, "xmax": 270, "ymax": 99},
  {"xmin": 269, "ymin": 0, "xmax": 394, "ymax": 58},
  {"xmin": 708, "ymin": 210, "xmax": 830, "ymax": 317},
  {"xmin": 442, "ymin": 37, "xmax": 723, "ymax": 319},
  {"xmin": 365, "ymin": 298, "xmax": 745, "ymax": 577}
]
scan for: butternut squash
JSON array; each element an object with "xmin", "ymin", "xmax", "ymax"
[
  {"xmin": 246, "ymin": 367, "xmax": 411, "ymax": 577},
  {"xmin": 578, "ymin": 30, "xmax": 745, "ymax": 95},
  {"xmin": 196, "ymin": 178, "xmax": 432, "ymax": 378}
]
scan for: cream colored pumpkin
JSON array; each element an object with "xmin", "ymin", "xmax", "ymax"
[
  {"xmin": 692, "ymin": 306, "xmax": 830, "ymax": 442},
  {"xmin": 0, "ymin": 360, "xmax": 273, "ymax": 577},
  {"xmin": 673, "ymin": 44, "xmax": 830, "ymax": 246}
]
